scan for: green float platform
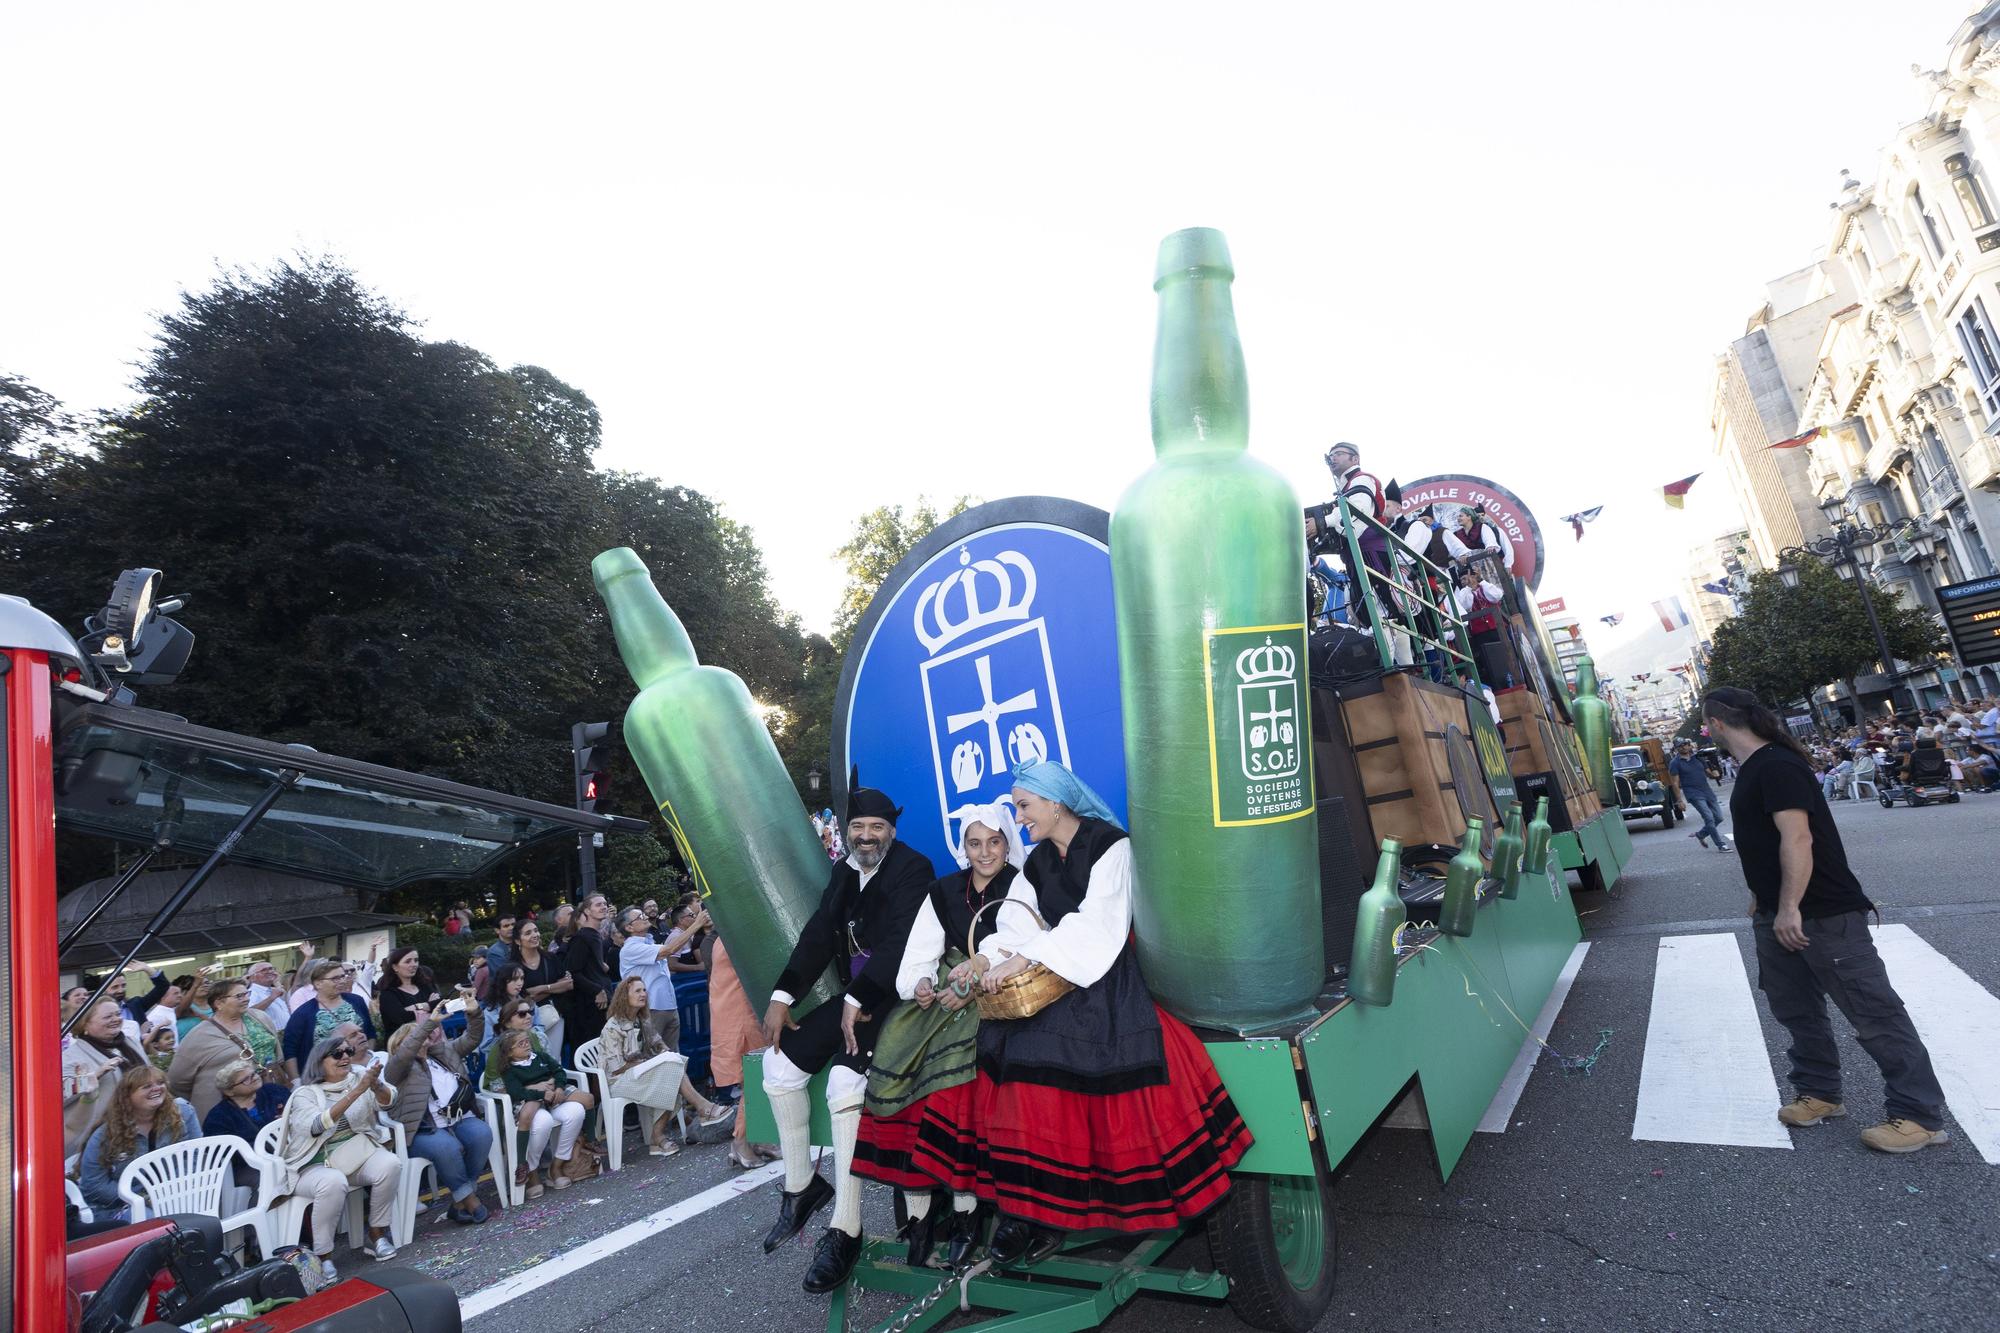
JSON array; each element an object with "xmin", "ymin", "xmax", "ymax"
[{"xmin": 741, "ymin": 851, "xmax": 1582, "ymax": 1332}]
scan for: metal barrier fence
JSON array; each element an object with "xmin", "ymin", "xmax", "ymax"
[{"xmin": 1333, "ymin": 490, "xmax": 1484, "ymax": 688}]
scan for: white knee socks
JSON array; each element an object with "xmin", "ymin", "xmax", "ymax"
[
  {"xmin": 770, "ymin": 1087, "xmax": 813, "ymax": 1193},
  {"xmin": 903, "ymin": 1190, "xmax": 932, "ymax": 1222},
  {"xmin": 828, "ymin": 1094, "xmax": 863, "ymax": 1238},
  {"xmin": 953, "ymin": 1192, "xmax": 975, "ymax": 1213},
  {"xmin": 763, "ymin": 1046, "xmax": 816, "ymax": 1194}
]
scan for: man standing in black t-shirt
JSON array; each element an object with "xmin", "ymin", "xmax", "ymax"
[{"xmin": 1703, "ymin": 689, "xmax": 1949, "ymax": 1154}]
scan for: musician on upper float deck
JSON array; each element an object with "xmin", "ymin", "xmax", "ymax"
[
  {"xmin": 852, "ymin": 800, "xmax": 1025, "ymax": 1270},
  {"xmin": 907, "ymin": 761, "xmax": 1251, "ymax": 1270},
  {"xmin": 759, "ymin": 780, "xmax": 935, "ymax": 1294}
]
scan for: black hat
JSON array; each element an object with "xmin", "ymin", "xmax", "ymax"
[
  {"xmin": 1383, "ymin": 478, "xmax": 1402, "ymax": 503},
  {"xmin": 845, "ymin": 767, "xmax": 903, "ymax": 824}
]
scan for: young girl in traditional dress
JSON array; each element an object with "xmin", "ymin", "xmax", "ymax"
[{"xmin": 852, "ymin": 799, "xmax": 1025, "ymax": 1267}]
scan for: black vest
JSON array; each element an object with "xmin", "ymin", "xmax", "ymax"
[
  {"xmin": 931, "ymin": 864, "xmax": 1019, "ymax": 960},
  {"xmin": 976, "ymin": 818, "xmax": 1167, "ymax": 1094}
]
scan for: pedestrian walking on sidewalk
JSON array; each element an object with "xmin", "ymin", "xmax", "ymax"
[
  {"xmin": 1668, "ymin": 739, "xmax": 1730, "ymax": 851},
  {"xmin": 1701, "ymin": 688, "xmax": 1950, "ymax": 1155}
]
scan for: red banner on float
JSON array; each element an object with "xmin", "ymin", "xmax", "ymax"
[{"xmin": 1398, "ymin": 474, "xmax": 1549, "ymax": 590}]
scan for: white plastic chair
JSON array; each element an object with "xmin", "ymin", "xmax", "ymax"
[
  {"xmin": 478, "ymin": 1053, "xmax": 594, "ymax": 1198},
  {"xmin": 116, "ymin": 1137, "xmax": 269, "ymax": 1257},
  {"xmin": 1848, "ymin": 774, "xmax": 1879, "ymax": 800},
  {"xmin": 574, "ymin": 1038, "xmax": 686, "ymax": 1174},
  {"xmin": 65, "ymin": 1176, "xmax": 92, "ymax": 1225},
  {"xmin": 254, "ymin": 1120, "xmax": 364, "ymax": 1254},
  {"xmin": 476, "ymin": 1087, "xmax": 526, "ymax": 1207},
  {"xmin": 384, "ymin": 1119, "xmax": 435, "ymax": 1249}
]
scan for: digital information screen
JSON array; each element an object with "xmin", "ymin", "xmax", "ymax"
[{"xmin": 1937, "ymin": 573, "xmax": 2000, "ymax": 668}]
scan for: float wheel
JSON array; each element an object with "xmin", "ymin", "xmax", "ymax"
[{"xmin": 1209, "ymin": 1173, "xmax": 1337, "ymax": 1333}]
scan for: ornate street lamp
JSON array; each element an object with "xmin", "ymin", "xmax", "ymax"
[{"xmin": 1779, "ymin": 515, "xmax": 1929, "ymax": 710}]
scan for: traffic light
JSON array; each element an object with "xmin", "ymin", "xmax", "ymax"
[{"xmin": 570, "ymin": 721, "xmax": 611, "ymax": 898}]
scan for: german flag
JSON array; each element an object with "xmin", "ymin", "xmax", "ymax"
[{"xmin": 1662, "ymin": 473, "xmax": 1701, "ymax": 509}]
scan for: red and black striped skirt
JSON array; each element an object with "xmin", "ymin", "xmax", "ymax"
[{"xmin": 857, "ymin": 1004, "xmax": 1251, "ymax": 1232}]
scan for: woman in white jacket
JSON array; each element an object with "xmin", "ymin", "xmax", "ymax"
[{"xmin": 274, "ymin": 1033, "xmax": 400, "ymax": 1281}]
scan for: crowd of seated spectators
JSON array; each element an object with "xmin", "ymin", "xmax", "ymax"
[{"xmin": 59, "ymin": 884, "xmax": 784, "ymax": 1268}]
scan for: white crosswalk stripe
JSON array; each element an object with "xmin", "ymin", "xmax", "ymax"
[
  {"xmin": 1632, "ymin": 933, "xmax": 1791, "ymax": 1149},
  {"xmin": 1364, "ymin": 924, "xmax": 2000, "ymax": 1160},
  {"xmin": 1873, "ymin": 924, "xmax": 2000, "ymax": 1165}
]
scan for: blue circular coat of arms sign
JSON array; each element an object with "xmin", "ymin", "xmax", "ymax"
[{"xmin": 832, "ymin": 496, "xmax": 1127, "ymax": 874}]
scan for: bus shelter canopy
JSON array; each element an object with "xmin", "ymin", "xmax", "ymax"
[{"xmin": 54, "ymin": 702, "xmax": 650, "ymax": 892}]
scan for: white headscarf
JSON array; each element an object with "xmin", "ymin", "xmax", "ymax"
[{"xmin": 953, "ymin": 800, "xmax": 1027, "ymax": 871}]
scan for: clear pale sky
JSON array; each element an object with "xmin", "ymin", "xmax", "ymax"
[{"xmin": 2, "ymin": 2, "xmax": 1980, "ymax": 669}]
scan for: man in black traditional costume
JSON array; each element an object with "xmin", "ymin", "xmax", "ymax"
[{"xmin": 759, "ymin": 780, "xmax": 936, "ymax": 1292}]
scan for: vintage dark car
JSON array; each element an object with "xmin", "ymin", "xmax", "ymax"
[{"xmin": 1612, "ymin": 743, "xmax": 1677, "ymax": 829}]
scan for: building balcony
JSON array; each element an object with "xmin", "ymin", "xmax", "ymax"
[
  {"xmin": 1864, "ymin": 433, "xmax": 1911, "ymax": 483},
  {"xmin": 1918, "ymin": 470, "xmax": 1964, "ymax": 516},
  {"xmin": 1964, "ymin": 436, "xmax": 2000, "ymax": 489}
]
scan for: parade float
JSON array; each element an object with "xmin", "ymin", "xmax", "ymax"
[
  {"xmin": 2, "ymin": 574, "xmax": 649, "ymax": 1331},
  {"xmin": 600, "ymin": 228, "xmax": 1632, "ymax": 1332}
]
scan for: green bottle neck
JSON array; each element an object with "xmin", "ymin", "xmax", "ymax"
[
  {"xmin": 1150, "ymin": 227, "xmax": 1248, "ymax": 460},
  {"xmin": 1573, "ymin": 658, "xmax": 1600, "ymax": 696},
  {"xmin": 592, "ymin": 547, "xmax": 699, "ymax": 690}
]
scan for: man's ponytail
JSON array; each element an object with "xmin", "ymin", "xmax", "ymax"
[{"xmin": 1701, "ymin": 688, "xmax": 1813, "ymax": 763}]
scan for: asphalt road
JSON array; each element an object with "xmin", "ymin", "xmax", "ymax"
[{"xmin": 381, "ymin": 788, "xmax": 2000, "ymax": 1333}]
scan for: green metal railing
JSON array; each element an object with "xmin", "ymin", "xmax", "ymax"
[{"xmin": 1333, "ymin": 490, "xmax": 1483, "ymax": 688}]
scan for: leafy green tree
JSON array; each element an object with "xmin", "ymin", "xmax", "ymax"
[
  {"xmin": 1705, "ymin": 560, "xmax": 1948, "ymax": 712},
  {"xmin": 830, "ymin": 497, "xmax": 977, "ymax": 652},
  {"xmin": 2, "ymin": 257, "xmax": 814, "ymax": 909},
  {"xmin": 767, "ymin": 497, "xmax": 977, "ymax": 805}
]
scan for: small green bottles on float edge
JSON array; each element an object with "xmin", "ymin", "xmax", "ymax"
[
  {"xmin": 592, "ymin": 547, "xmax": 838, "ymax": 1019},
  {"xmin": 1348, "ymin": 838, "xmax": 1407, "ymax": 1007},
  {"xmin": 1522, "ymin": 795, "xmax": 1553, "ymax": 883},
  {"xmin": 1492, "ymin": 801, "xmax": 1525, "ymax": 900},
  {"xmin": 1111, "ymin": 226, "xmax": 1322, "ymax": 1031},
  {"xmin": 1438, "ymin": 817, "xmax": 1487, "ymax": 937},
  {"xmin": 1569, "ymin": 655, "xmax": 1617, "ymax": 806}
]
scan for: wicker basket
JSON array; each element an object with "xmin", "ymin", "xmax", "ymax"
[{"xmin": 967, "ymin": 898, "xmax": 1075, "ymax": 1021}]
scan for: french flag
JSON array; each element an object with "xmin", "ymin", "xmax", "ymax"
[{"xmin": 1652, "ymin": 597, "xmax": 1690, "ymax": 632}]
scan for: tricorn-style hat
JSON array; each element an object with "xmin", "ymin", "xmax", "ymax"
[
  {"xmin": 1383, "ymin": 478, "xmax": 1402, "ymax": 504},
  {"xmin": 846, "ymin": 766, "xmax": 903, "ymax": 824}
]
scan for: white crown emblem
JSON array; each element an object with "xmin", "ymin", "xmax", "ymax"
[
  {"xmin": 913, "ymin": 547, "xmax": 1038, "ymax": 654},
  {"xmin": 1236, "ymin": 636, "xmax": 1295, "ymax": 683}
]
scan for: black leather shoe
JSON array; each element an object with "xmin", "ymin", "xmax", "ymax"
[
  {"xmin": 900, "ymin": 1207, "xmax": 940, "ymax": 1267},
  {"xmin": 762, "ymin": 1174, "xmax": 833, "ymax": 1254},
  {"xmin": 990, "ymin": 1216, "xmax": 1061, "ymax": 1269},
  {"xmin": 943, "ymin": 1207, "xmax": 984, "ymax": 1269},
  {"xmin": 1021, "ymin": 1225, "xmax": 1063, "ymax": 1267},
  {"xmin": 802, "ymin": 1228, "xmax": 863, "ymax": 1294}
]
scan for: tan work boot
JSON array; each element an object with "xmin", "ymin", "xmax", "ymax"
[
  {"xmin": 1860, "ymin": 1119, "xmax": 1950, "ymax": 1154},
  {"xmin": 1777, "ymin": 1096, "xmax": 1846, "ymax": 1127}
]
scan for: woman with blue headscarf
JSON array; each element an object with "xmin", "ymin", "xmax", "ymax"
[
  {"xmin": 907, "ymin": 761, "xmax": 1251, "ymax": 1269},
  {"xmin": 852, "ymin": 799, "xmax": 1025, "ymax": 1268}
]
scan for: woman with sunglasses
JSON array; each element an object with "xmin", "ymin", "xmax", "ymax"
[
  {"xmin": 273, "ymin": 1033, "xmax": 400, "ymax": 1280},
  {"xmin": 281, "ymin": 959, "xmax": 376, "ymax": 1079}
]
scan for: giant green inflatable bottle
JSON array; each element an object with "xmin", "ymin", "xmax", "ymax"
[
  {"xmin": 1111, "ymin": 227, "xmax": 1321, "ymax": 1031},
  {"xmin": 592, "ymin": 547, "xmax": 837, "ymax": 1019},
  {"xmin": 1569, "ymin": 655, "xmax": 1617, "ymax": 806}
]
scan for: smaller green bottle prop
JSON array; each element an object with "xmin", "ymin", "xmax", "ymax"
[
  {"xmin": 1347, "ymin": 838, "xmax": 1407, "ymax": 1007},
  {"xmin": 1569, "ymin": 656, "xmax": 1617, "ymax": 806},
  {"xmin": 1437, "ymin": 817, "xmax": 1486, "ymax": 937},
  {"xmin": 592, "ymin": 548, "xmax": 837, "ymax": 1019},
  {"xmin": 1522, "ymin": 796, "xmax": 1553, "ymax": 883},
  {"xmin": 1492, "ymin": 802, "xmax": 1526, "ymax": 900}
]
